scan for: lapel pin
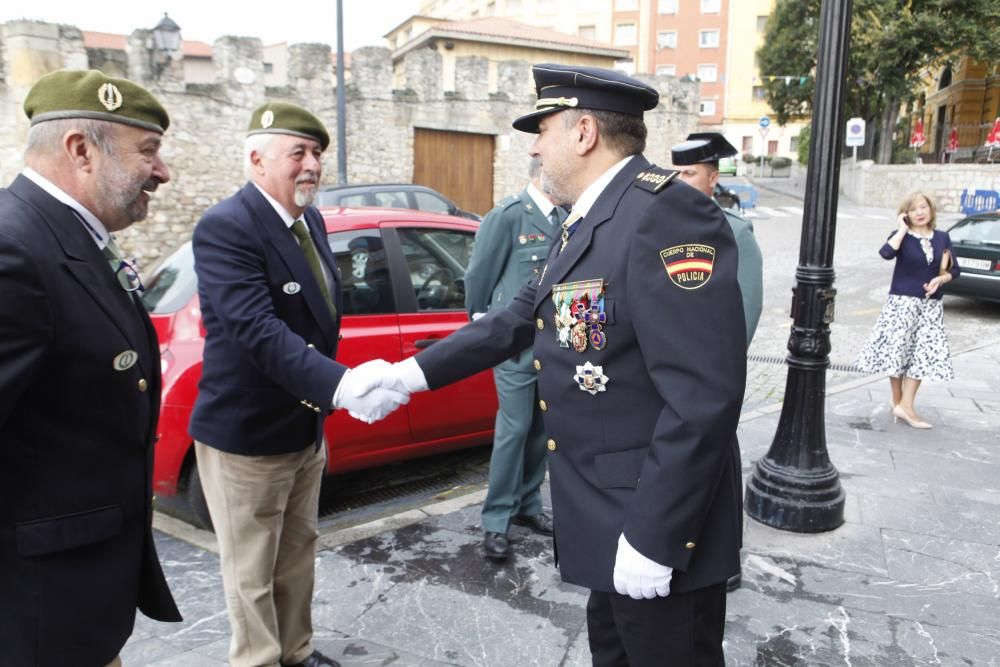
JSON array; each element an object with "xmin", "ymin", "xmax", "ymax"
[
  {"xmin": 283, "ymin": 282, "xmax": 301, "ymax": 295},
  {"xmin": 113, "ymin": 350, "xmax": 138, "ymax": 371}
]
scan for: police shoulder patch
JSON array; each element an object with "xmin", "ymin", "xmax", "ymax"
[
  {"xmin": 660, "ymin": 243, "xmax": 716, "ymax": 289},
  {"xmin": 634, "ymin": 167, "xmax": 679, "ymax": 194}
]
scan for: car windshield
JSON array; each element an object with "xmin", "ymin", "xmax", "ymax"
[
  {"xmin": 140, "ymin": 242, "xmax": 198, "ymax": 314},
  {"xmin": 948, "ymin": 217, "xmax": 1000, "ymax": 245}
]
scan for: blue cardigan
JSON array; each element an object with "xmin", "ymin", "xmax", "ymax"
[{"xmin": 879, "ymin": 229, "xmax": 961, "ymax": 300}]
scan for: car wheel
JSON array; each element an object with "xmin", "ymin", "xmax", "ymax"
[{"xmin": 185, "ymin": 462, "xmax": 215, "ymax": 531}]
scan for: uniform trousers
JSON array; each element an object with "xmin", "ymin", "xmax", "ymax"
[
  {"xmin": 105, "ymin": 657, "xmax": 122, "ymax": 667},
  {"xmin": 196, "ymin": 441, "xmax": 325, "ymax": 667},
  {"xmin": 586, "ymin": 583, "xmax": 727, "ymax": 667},
  {"xmin": 481, "ymin": 361, "xmax": 548, "ymax": 534}
]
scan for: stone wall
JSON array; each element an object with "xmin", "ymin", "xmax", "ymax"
[
  {"xmin": 0, "ymin": 19, "xmax": 700, "ymax": 268},
  {"xmin": 840, "ymin": 159, "xmax": 1000, "ymax": 212}
]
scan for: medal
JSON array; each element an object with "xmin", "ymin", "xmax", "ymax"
[
  {"xmin": 574, "ymin": 361, "xmax": 609, "ymax": 395},
  {"xmin": 571, "ymin": 321, "xmax": 588, "ymax": 352},
  {"xmin": 552, "ymin": 279, "xmax": 607, "ymax": 352}
]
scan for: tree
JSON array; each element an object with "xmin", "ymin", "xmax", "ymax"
[{"xmin": 757, "ymin": 0, "xmax": 1000, "ymax": 163}]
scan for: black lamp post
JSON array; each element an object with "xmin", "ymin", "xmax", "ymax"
[
  {"xmin": 335, "ymin": 0, "xmax": 348, "ymax": 184},
  {"xmin": 744, "ymin": 0, "xmax": 854, "ymax": 533},
  {"xmin": 149, "ymin": 13, "xmax": 182, "ymax": 79}
]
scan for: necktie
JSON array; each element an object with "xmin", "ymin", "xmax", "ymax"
[
  {"xmin": 559, "ymin": 211, "xmax": 583, "ymax": 253},
  {"xmin": 549, "ymin": 208, "xmax": 566, "ymax": 227},
  {"xmin": 291, "ymin": 219, "xmax": 337, "ymax": 318},
  {"xmin": 103, "ymin": 235, "xmax": 125, "ymax": 274}
]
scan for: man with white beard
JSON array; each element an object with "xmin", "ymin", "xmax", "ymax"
[{"xmin": 189, "ymin": 102, "xmax": 405, "ymax": 667}]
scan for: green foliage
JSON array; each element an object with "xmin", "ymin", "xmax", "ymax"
[
  {"xmin": 757, "ymin": 0, "xmax": 1000, "ymax": 161},
  {"xmin": 797, "ymin": 124, "xmax": 811, "ymax": 165},
  {"xmin": 742, "ymin": 152, "xmax": 756, "ymax": 163},
  {"xmin": 770, "ymin": 157, "xmax": 793, "ymax": 170}
]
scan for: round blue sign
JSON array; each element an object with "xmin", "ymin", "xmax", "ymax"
[{"xmin": 759, "ymin": 116, "xmax": 771, "ymax": 128}]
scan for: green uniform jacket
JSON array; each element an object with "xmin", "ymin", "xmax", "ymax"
[
  {"xmin": 465, "ymin": 190, "xmax": 557, "ymax": 368},
  {"xmin": 722, "ymin": 207, "xmax": 763, "ymax": 344}
]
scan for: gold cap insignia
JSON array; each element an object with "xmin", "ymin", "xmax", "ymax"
[
  {"xmin": 261, "ymin": 110, "xmax": 275, "ymax": 128},
  {"xmin": 98, "ymin": 83, "xmax": 123, "ymax": 111},
  {"xmin": 535, "ymin": 96, "xmax": 579, "ymax": 111}
]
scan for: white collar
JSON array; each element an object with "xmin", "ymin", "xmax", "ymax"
[
  {"xmin": 22, "ymin": 167, "xmax": 110, "ymax": 248},
  {"xmin": 568, "ymin": 155, "xmax": 635, "ymax": 219},
  {"xmin": 526, "ymin": 182, "xmax": 557, "ymax": 217},
  {"xmin": 252, "ymin": 181, "xmax": 300, "ymax": 228}
]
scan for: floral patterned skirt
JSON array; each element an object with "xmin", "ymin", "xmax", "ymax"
[{"xmin": 855, "ymin": 294, "xmax": 954, "ymax": 381}]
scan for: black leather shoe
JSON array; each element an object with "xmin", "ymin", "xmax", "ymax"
[
  {"xmin": 282, "ymin": 650, "xmax": 341, "ymax": 667},
  {"xmin": 484, "ymin": 531, "xmax": 509, "ymax": 560},
  {"xmin": 512, "ymin": 512, "xmax": 553, "ymax": 536},
  {"xmin": 726, "ymin": 572, "xmax": 742, "ymax": 592}
]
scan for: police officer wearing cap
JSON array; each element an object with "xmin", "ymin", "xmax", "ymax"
[
  {"xmin": 190, "ymin": 102, "xmax": 406, "ymax": 667},
  {"xmin": 673, "ymin": 133, "xmax": 763, "ymax": 344},
  {"xmin": 0, "ymin": 69, "xmax": 181, "ymax": 666},
  {"xmin": 360, "ymin": 64, "xmax": 747, "ymax": 665},
  {"xmin": 464, "ymin": 156, "xmax": 563, "ymax": 560}
]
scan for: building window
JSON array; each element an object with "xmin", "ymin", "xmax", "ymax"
[
  {"xmin": 752, "ymin": 85, "xmax": 767, "ymax": 100},
  {"xmin": 697, "ymin": 64, "xmax": 718, "ymax": 82},
  {"xmin": 768, "ymin": 140, "xmax": 778, "ymax": 155},
  {"xmin": 578, "ymin": 25, "xmax": 597, "ymax": 40},
  {"xmin": 742, "ymin": 136, "xmax": 753, "ymax": 153},
  {"xmin": 699, "ymin": 30, "xmax": 720, "ymax": 48},
  {"xmin": 263, "ymin": 62, "xmax": 274, "ymax": 74},
  {"xmin": 657, "ymin": 31, "xmax": 677, "ymax": 50},
  {"xmin": 756, "ymin": 15, "xmax": 769, "ymax": 32},
  {"xmin": 699, "ymin": 99, "xmax": 716, "ymax": 116},
  {"xmin": 616, "ymin": 0, "xmax": 639, "ymax": 10},
  {"xmin": 616, "ymin": 23, "xmax": 637, "ymax": 45},
  {"xmin": 658, "ymin": 0, "xmax": 678, "ymax": 13},
  {"xmin": 656, "ymin": 64, "xmax": 677, "ymax": 76},
  {"xmin": 790, "ymin": 136, "xmax": 799, "ymax": 153},
  {"xmin": 701, "ymin": 0, "xmax": 721, "ymax": 13}
]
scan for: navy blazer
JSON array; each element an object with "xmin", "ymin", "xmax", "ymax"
[
  {"xmin": 0, "ymin": 175, "xmax": 180, "ymax": 666},
  {"xmin": 190, "ymin": 183, "xmax": 346, "ymax": 456},
  {"xmin": 415, "ymin": 156, "xmax": 747, "ymax": 594}
]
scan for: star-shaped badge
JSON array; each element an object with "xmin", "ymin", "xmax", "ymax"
[{"xmin": 574, "ymin": 361, "xmax": 609, "ymax": 396}]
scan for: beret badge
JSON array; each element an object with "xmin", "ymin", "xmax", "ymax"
[{"xmin": 98, "ymin": 83, "xmax": 123, "ymax": 112}]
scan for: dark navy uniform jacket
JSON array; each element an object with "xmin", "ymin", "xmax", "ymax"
[
  {"xmin": 415, "ymin": 155, "xmax": 747, "ymax": 593},
  {"xmin": 189, "ymin": 183, "xmax": 346, "ymax": 456},
  {"xmin": 0, "ymin": 175, "xmax": 180, "ymax": 666}
]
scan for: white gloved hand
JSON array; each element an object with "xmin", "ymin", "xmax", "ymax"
[
  {"xmin": 351, "ymin": 356, "xmax": 429, "ymax": 397},
  {"xmin": 612, "ymin": 533, "xmax": 672, "ymax": 600},
  {"xmin": 332, "ymin": 360, "xmax": 410, "ymax": 424},
  {"xmin": 471, "ymin": 312, "xmax": 486, "ymax": 321}
]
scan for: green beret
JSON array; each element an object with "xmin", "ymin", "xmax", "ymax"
[
  {"xmin": 24, "ymin": 69, "xmax": 169, "ymax": 134},
  {"xmin": 247, "ymin": 102, "xmax": 329, "ymax": 151}
]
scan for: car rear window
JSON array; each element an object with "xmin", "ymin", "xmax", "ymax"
[
  {"xmin": 140, "ymin": 242, "xmax": 198, "ymax": 314},
  {"xmin": 949, "ymin": 217, "xmax": 1000, "ymax": 244}
]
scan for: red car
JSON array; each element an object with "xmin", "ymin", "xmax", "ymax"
[{"xmin": 142, "ymin": 207, "xmax": 498, "ymax": 527}]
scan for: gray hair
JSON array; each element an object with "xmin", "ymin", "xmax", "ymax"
[
  {"xmin": 25, "ymin": 118, "xmax": 117, "ymax": 158},
  {"xmin": 244, "ymin": 133, "xmax": 277, "ymax": 178},
  {"xmin": 528, "ymin": 156, "xmax": 542, "ymax": 180}
]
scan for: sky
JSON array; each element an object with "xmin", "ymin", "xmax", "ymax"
[{"xmin": 0, "ymin": 0, "xmax": 422, "ymax": 50}]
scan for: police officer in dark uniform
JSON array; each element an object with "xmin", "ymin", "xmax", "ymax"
[
  {"xmin": 464, "ymin": 157, "xmax": 563, "ymax": 559},
  {"xmin": 361, "ymin": 64, "xmax": 747, "ymax": 665}
]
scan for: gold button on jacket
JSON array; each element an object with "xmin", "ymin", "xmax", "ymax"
[
  {"xmin": 536, "ymin": 318, "xmax": 544, "ymax": 330},
  {"xmin": 547, "ymin": 439, "xmax": 557, "ymax": 451},
  {"xmin": 137, "ymin": 378, "xmax": 148, "ymax": 392},
  {"xmin": 539, "ymin": 399, "xmax": 548, "ymax": 412},
  {"xmin": 533, "ymin": 359, "xmax": 542, "ymax": 371}
]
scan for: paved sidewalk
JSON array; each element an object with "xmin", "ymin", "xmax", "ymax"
[{"xmin": 130, "ymin": 337, "xmax": 1000, "ymax": 666}]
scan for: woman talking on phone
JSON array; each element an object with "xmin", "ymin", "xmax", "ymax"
[{"xmin": 856, "ymin": 192, "xmax": 961, "ymax": 429}]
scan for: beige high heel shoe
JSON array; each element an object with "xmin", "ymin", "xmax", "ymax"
[{"xmin": 892, "ymin": 405, "xmax": 932, "ymax": 429}]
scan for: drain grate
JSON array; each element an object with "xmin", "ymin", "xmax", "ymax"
[{"xmin": 747, "ymin": 353, "xmax": 862, "ymax": 374}]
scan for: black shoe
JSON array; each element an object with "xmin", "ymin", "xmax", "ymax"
[
  {"xmin": 282, "ymin": 650, "xmax": 341, "ymax": 667},
  {"xmin": 726, "ymin": 572, "xmax": 742, "ymax": 592},
  {"xmin": 484, "ymin": 531, "xmax": 509, "ymax": 560},
  {"xmin": 512, "ymin": 512, "xmax": 553, "ymax": 536}
]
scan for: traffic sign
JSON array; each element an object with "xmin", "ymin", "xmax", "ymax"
[
  {"xmin": 759, "ymin": 116, "xmax": 771, "ymax": 129},
  {"xmin": 845, "ymin": 117, "xmax": 865, "ymax": 147}
]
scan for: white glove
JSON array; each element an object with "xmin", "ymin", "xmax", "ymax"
[
  {"xmin": 471, "ymin": 312, "xmax": 485, "ymax": 321},
  {"xmin": 613, "ymin": 533, "xmax": 672, "ymax": 600},
  {"xmin": 332, "ymin": 360, "xmax": 410, "ymax": 424},
  {"xmin": 353, "ymin": 356, "xmax": 429, "ymax": 396}
]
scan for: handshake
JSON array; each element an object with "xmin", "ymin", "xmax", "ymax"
[{"xmin": 332, "ymin": 358, "xmax": 428, "ymax": 424}]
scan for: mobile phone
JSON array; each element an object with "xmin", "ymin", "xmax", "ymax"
[{"xmin": 903, "ymin": 214, "xmax": 910, "ymax": 225}]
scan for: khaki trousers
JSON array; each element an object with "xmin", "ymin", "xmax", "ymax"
[
  {"xmin": 196, "ymin": 442, "xmax": 325, "ymax": 667},
  {"xmin": 105, "ymin": 658, "xmax": 122, "ymax": 667}
]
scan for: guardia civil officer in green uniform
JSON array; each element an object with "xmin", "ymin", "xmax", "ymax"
[
  {"xmin": 359, "ymin": 64, "xmax": 748, "ymax": 665},
  {"xmin": 464, "ymin": 157, "xmax": 565, "ymax": 560},
  {"xmin": 0, "ymin": 69, "xmax": 181, "ymax": 666},
  {"xmin": 672, "ymin": 132, "xmax": 763, "ymax": 344},
  {"xmin": 672, "ymin": 132, "xmax": 764, "ymax": 595}
]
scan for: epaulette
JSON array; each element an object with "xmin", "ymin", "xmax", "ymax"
[{"xmin": 634, "ymin": 166, "xmax": 679, "ymax": 194}]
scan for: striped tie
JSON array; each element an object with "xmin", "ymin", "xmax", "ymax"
[{"xmin": 291, "ymin": 219, "xmax": 337, "ymax": 318}]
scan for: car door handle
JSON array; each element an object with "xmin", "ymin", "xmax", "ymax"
[{"xmin": 414, "ymin": 338, "xmax": 439, "ymax": 348}]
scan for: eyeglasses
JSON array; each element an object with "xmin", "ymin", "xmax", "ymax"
[{"xmin": 113, "ymin": 258, "xmax": 145, "ymax": 293}]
